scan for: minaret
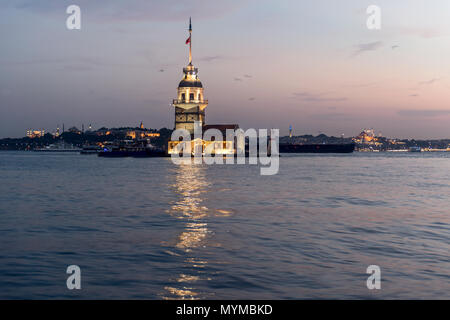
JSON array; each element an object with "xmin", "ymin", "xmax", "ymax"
[{"xmin": 172, "ymin": 18, "xmax": 208, "ymax": 134}]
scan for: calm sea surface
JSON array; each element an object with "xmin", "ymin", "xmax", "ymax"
[{"xmin": 0, "ymin": 151, "xmax": 449, "ymax": 299}]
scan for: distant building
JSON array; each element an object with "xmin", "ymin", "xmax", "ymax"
[
  {"xmin": 352, "ymin": 128, "xmax": 386, "ymax": 150},
  {"xmin": 126, "ymin": 129, "xmax": 160, "ymax": 140},
  {"xmin": 124, "ymin": 122, "xmax": 160, "ymax": 140},
  {"xmin": 53, "ymin": 126, "xmax": 60, "ymax": 138},
  {"xmin": 68, "ymin": 126, "xmax": 81, "ymax": 134},
  {"xmin": 354, "ymin": 128, "xmax": 377, "ymax": 144},
  {"xmin": 26, "ymin": 129, "xmax": 45, "ymax": 138}
]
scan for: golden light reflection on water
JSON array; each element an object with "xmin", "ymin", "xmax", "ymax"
[
  {"xmin": 163, "ymin": 164, "xmax": 212, "ymax": 300},
  {"xmin": 176, "ymin": 222, "xmax": 208, "ymax": 251}
]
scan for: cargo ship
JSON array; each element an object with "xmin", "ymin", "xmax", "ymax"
[{"xmin": 279, "ymin": 143, "xmax": 355, "ymax": 153}]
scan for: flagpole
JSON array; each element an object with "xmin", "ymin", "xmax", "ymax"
[{"xmin": 189, "ymin": 17, "xmax": 192, "ymax": 64}]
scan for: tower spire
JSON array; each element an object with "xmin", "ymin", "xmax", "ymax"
[
  {"xmin": 171, "ymin": 16, "xmax": 208, "ymax": 138},
  {"xmin": 189, "ymin": 17, "xmax": 192, "ymax": 64}
]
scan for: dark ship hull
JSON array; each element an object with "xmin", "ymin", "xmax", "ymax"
[
  {"xmin": 98, "ymin": 149, "xmax": 167, "ymax": 158},
  {"xmin": 279, "ymin": 143, "xmax": 355, "ymax": 154}
]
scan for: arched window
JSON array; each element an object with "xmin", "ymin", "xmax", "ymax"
[
  {"xmin": 181, "ymin": 93, "xmax": 185, "ymax": 101},
  {"xmin": 190, "ymin": 93, "xmax": 194, "ymax": 101}
]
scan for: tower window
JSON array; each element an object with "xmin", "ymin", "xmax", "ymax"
[
  {"xmin": 181, "ymin": 93, "xmax": 185, "ymax": 101},
  {"xmin": 198, "ymin": 93, "xmax": 202, "ymax": 100},
  {"xmin": 190, "ymin": 93, "xmax": 194, "ymax": 101}
]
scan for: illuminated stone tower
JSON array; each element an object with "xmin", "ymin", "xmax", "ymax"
[{"xmin": 172, "ymin": 18, "xmax": 208, "ymax": 134}]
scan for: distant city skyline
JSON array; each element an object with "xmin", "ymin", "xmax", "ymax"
[{"xmin": 1, "ymin": 0, "xmax": 450, "ymax": 139}]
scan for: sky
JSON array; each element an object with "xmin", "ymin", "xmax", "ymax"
[{"xmin": 1, "ymin": 0, "xmax": 450, "ymax": 139}]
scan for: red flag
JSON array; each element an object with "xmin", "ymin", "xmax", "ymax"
[{"xmin": 185, "ymin": 36, "xmax": 191, "ymax": 45}]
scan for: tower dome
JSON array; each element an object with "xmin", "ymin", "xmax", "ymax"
[{"xmin": 178, "ymin": 64, "xmax": 203, "ymax": 88}]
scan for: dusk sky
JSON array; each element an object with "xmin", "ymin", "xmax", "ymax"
[{"xmin": 1, "ymin": 0, "xmax": 450, "ymax": 139}]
